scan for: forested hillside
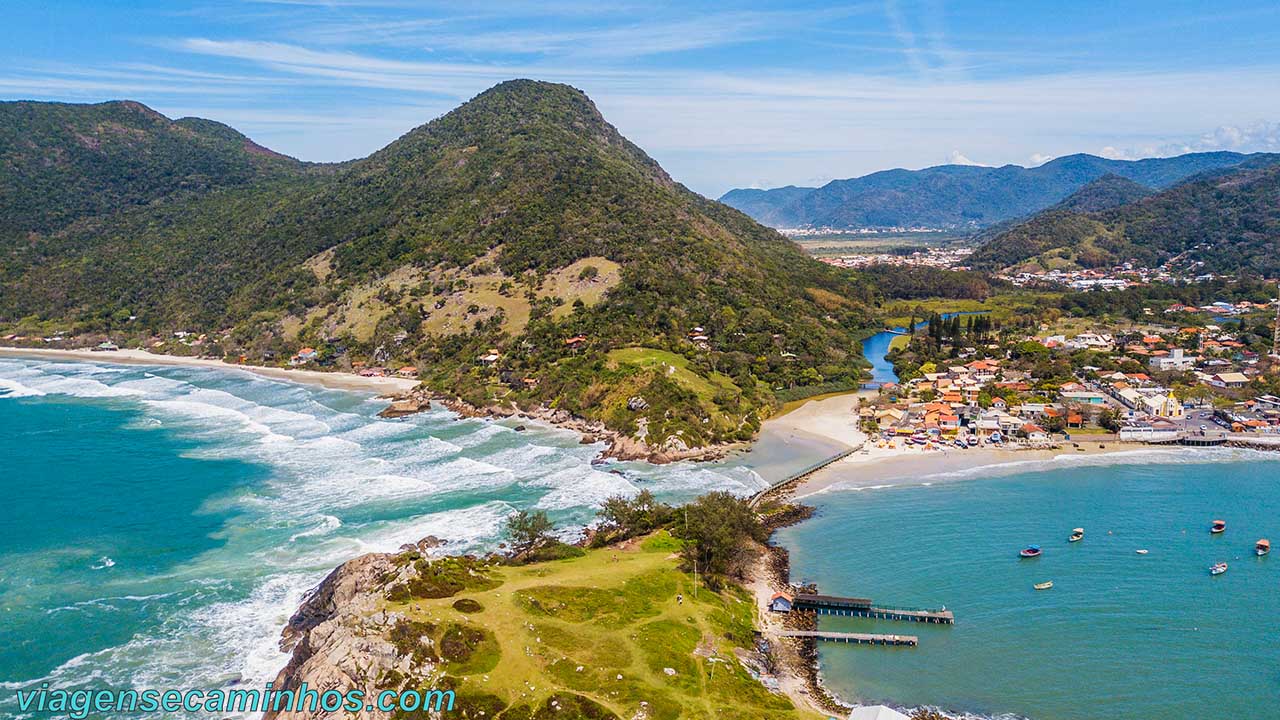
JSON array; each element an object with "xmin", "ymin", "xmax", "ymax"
[
  {"xmin": 1, "ymin": 81, "xmax": 879, "ymax": 453},
  {"xmin": 0, "ymin": 99, "xmax": 312, "ymax": 238},
  {"xmin": 969, "ymin": 162, "xmax": 1280, "ymax": 274}
]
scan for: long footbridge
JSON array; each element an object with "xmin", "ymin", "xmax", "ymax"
[
  {"xmin": 748, "ymin": 446, "xmax": 858, "ymax": 508},
  {"xmin": 792, "ymin": 594, "xmax": 955, "ymax": 624},
  {"xmin": 776, "ymin": 630, "xmax": 918, "ymax": 647}
]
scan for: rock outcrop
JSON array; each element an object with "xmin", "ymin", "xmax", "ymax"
[
  {"xmin": 263, "ymin": 542, "xmax": 447, "ymax": 720},
  {"xmin": 376, "ymin": 390, "xmax": 432, "ymax": 418}
]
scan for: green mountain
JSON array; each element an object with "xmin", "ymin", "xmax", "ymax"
[
  {"xmin": 967, "ymin": 174, "xmax": 1157, "ymax": 245},
  {"xmin": 719, "ymin": 152, "xmax": 1266, "ymax": 230},
  {"xmin": 1, "ymin": 81, "xmax": 876, "ymax": 452},
  {"xmin": 968, "ymin": 160, "xmax": 1280, "ymax": 274},
  {"xmin": 0, "ymin": 99, "xmax": 311, "ymax": 238},
  {"xmin": 717, "ymin": 185, "xmax": 815, "ymax": 227},
  {"xmin": 1047, "ymin": 173, "xmax": 1155, "ymax": 213}
]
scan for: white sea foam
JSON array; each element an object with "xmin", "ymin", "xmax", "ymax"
[
  {"xmin": 288, "ymin": 514, "xmax": 342, "ymax": 542},
  {"xmin": 1, "ymin": 357, "xmax": 750, "ymax": 720}
]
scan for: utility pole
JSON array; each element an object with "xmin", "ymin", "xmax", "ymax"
[{"xmin": 1272, "ymin": 297, "xmax": 1280, "ymax": 358}]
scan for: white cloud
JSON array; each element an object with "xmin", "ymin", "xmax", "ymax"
[
  {"xmin": 946, "ymin": 150, "xmax": 982, "ymax": 166},
  {"xmin": 1101, "ymin": 120, "xmax": 1280, "ymax": 160},
  {"xmin": 8, "ymin": 31, "xmax": 1280, "ymax": 194},
  {"xmin": 1028, "ymin": 153, "xmax": 1054, "ymax": 166}
]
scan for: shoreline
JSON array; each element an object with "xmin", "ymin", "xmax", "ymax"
[
  {"xmin": 0, "ymin": 347, "xmax": 420, "ymax": 394},
  {"xmin": 745, "ymin": 393, "xmax": 1267, "ymax": 719},
  {"xmin": 0, "ymin": 346, "xmax": 744, "ymax": 464}
]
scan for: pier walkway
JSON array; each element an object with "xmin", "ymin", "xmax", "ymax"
[
  {"xmin": 748, "ymin": 446, "xmax": 857, "ymax": 508},
  {"xmin": 792, "ymin": 594, "xmax": 955, "ymax": 624},
  {"xmin": 776, "ymin": 630, "xmax": 918, "ymax": 647}
]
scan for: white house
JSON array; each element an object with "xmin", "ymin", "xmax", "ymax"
[
  {"xmin": 1209, "ymin": 372, "xmax": 1249, "ymax": 389},
  {"xmin": 1149, "ymin": 348, "xmax": 1198, "ymax": 371}
]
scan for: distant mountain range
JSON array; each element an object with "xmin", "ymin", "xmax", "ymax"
[
  {"xmin": 720, "ymin": 152, "xmax": 1271, "ymax": 230},
  {"xmin": 0, "ymin": 81, "xmax": 881, "ymax": 454},
  {"xmin": 968, "ymin": 156, "xmax": 1280, "ymax": 275}
]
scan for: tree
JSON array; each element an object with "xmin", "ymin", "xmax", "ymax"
[
  {"xmin": 1098, "ymin": 408, "xmax": 1121, "ymax": 432},
  {"xmin": 505, "ymin": 509, "xmax": 554, "ymax": 555},
  {"xmin": 675, "ymin": 492, "xmax": 767, "ymax": 578},
  {"xmin": 597, "ymin": 490, "xmax": 671, "ymax": 539}
]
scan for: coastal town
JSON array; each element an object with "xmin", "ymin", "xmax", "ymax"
[{"xmin": 857, "ymin": 298, "xmax": 1280, "ymax": 452}]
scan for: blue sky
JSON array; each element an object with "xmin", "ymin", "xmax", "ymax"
[{"xmin": 5, "ymin": 1, "xmax": 1280, "ymax": 196}]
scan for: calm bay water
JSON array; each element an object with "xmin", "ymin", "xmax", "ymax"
[
  {"xmin": 778, "ymin": 451, "xmax": 1280, "ymax": 719},
  {"xmin": 0, "ymin": 358, "xmax": 770, "ymax": 719}
]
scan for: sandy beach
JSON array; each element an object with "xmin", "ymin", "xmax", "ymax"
[
  {"xmin": 0, "ymin": 347, "xmax": 420, "ymax": 394},
  {"xmin": 758, "ymin": 390, "xmax": 1175, "ymax": 500}
]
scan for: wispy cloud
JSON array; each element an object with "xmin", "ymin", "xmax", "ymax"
[{"xmin": 6, "ymin": 0, "xmax": 1280, "ymax": 194}]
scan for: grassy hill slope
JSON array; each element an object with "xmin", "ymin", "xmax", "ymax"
[{"xmin": 372, "ymin": 534, "xmax": 818, "ymax": 720}]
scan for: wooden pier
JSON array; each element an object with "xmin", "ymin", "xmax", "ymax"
[
  {"xmin": 776, "ymin": 630, "xmax": 918, "ymax": 647},
  {"xmin": 792, "ymin": 594, "xmax": 955, "ymax": 624}
]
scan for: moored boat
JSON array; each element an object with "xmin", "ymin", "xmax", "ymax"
[
  {"xmin": 1019, "ymin": 545, "xmax": 1042, "ymax": 558},
  {"xmin": 1033, "ymin": 581, "xmax": 1054, "ymax": 590},
  {"xmin": 1135, "ymin": 549, "xmax": 1149, "ymax": 555},
  {"xmin": 1069, "ymin": 528, "xmax": 1084, "ymax": 543},
  {"xmin": 1257, "ymin": 539, "xmax": 1270, "ymax": 557},
  {"xmin": 1210, "ymin": 562, "xmax": 1228, "ymax": 576},
  {"xmin": 1211, "ymin": 519, "xmax": 1226, "ymax": 534}
]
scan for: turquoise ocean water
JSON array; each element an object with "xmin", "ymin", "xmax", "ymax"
[
  {"xmin": 0, "ymin": 358, "xmax": 772, "ymax": 719},
  {"xmin": 5, "ymin": 356, "xmax": 1278, "ymax": 719},
  {"xmin": 778, "ymin": 450, "xmax": 1280, "ymax": 719}
]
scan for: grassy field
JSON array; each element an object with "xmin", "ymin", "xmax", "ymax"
[
  {"xmin": 790, "ymin": 231, "xmax": 966, "ymax": 257},
  {"xmin": 386, "ymin": 532, "xmax": 820, "ymax": 719},
  {"xmin": 878, "ymin": 290, "xmax": 1062, "ymax": 329}
]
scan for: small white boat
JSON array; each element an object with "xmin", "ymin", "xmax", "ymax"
[
  {"xmin": 1211, "ymin": 519, "xmax": 1226, "ymax": 534},
  {"xmin": 1135, "ymin": 549, "xmax": 1149, "ymax": 555},
  {"xmin": 1210, "ymin": 562, "xmax": 1228, "ymax": 576},
  {"xmin": 1069, "ymin": 528, "xmax": 1084, "ymax": 543},
  {"xmin": 1256, "ymin": 539, "xmax": 1270, "ymax": 557},
  {"xmin": 1033, "ymin": 581, "xmax": 1054, "ymax": 590}
]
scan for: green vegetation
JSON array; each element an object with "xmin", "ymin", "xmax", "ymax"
[
  {"xmin": 0, "ymin": 99, "xmax": 312, "ymax": 239},
  {"xmin": 878, "ymin": 290, "xmax": 1063, "ymax": 329},
  {"xmin": 383, "ymin": 534, "xmax": 817, "ymax": 720},
  {"xmin": 1, "ymin": 81, "xmax": 879, "ymax": 451},
  {"xmin": 672, "ymin": 492, "xmax": 768, "ymax": 580},
  {"xmin": 970, "ymin": 159, "xmax": 1280, "ymax": 273}
]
